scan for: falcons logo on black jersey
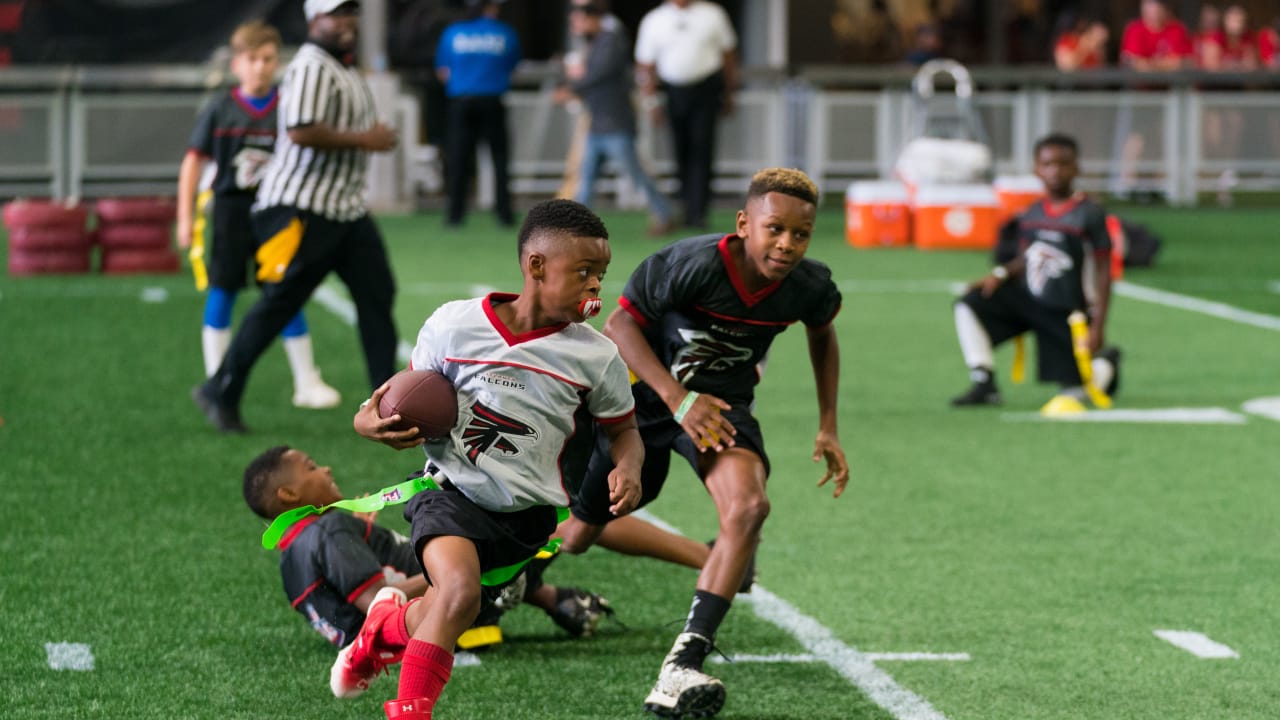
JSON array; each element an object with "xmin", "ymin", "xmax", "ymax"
[
  {"xmin": 460, "ymin": 401, "xmax": 538, "ymax": 465},
  {"xmin": 671, "ymin": 329, "xmax": 753, "ymax": 384}
]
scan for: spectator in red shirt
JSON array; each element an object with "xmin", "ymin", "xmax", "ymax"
[
  {"xmin": 1121, "ymin": 0, "xmax": 1193, "ymax": 71},
  {"xmin": 1258, "ymin": 18, "xmax": 1279, "ymax": 68},
  {"xmin": 1204, "ymin": 5, "xmax": 1259, "ymax": 70},
  {"xmin": 1054, "ymin": 16, "xmax": 1109, "ymax": 71}
]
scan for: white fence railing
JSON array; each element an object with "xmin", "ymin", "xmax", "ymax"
[{"xmin": 2, "ymin": 66, "xmax": 1279, "ymax": 206}]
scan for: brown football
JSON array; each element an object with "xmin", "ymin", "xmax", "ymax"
[{"xmin": 378, "ymin": 370, "xmax": 458, "ymax": 440}]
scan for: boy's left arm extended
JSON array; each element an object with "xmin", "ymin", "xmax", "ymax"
[{"xmin": 806, "ymin": 322, "xmax": 848, "ymax": 498}]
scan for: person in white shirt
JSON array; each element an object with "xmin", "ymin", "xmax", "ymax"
[{"xmin": 635, "ymin": 0, "xmax": 738, "ymax": 230}]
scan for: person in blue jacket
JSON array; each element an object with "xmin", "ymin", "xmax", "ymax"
[{"xmin": 436, "ymin": 0, "xmax": 521, "ymax": 228}]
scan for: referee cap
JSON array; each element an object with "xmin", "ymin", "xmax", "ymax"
[{"xmin": 305, "ymin": 0, "xmax": 359, "ymax": 21}]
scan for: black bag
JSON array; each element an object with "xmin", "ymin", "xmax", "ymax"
[{"xmin": 1119, "ymin": 219, "xmax": 1162, "ymax": 268}]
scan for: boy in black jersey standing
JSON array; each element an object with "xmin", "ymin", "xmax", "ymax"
[
  {"xmin": 558, "ymin": 168, "xmax": 849, "ymax": 719},
  {"xmin": 950, "ymin": 133, "xmax": 1121, "ymax": 408}
]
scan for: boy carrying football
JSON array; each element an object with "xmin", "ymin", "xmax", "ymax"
[{"xmin": 336, "ymin": 199, "xmax": 644, "ymax": 719}]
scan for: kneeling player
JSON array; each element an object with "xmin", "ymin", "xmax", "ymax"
[{"xmin": 951, "ymin": 133, "xmax": 1121, "ymax": 409}]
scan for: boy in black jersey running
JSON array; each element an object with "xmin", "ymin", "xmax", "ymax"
[
  {"xmin": 950, "ymin": 133, "xmax": 1121, "ymax": 408},
  {"xmin": 559, "ymin": 168, "xmax": 850, "ymax": 719}
]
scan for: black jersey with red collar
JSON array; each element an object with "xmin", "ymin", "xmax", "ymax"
[
  {"xmin": 276, "ymin": 511, "xmax": 419, "ymax": 648},
  {"xmin": 1013, "ymin": 195, "xmax": 1111, "ymax": 311},
  {"xmin": 618, "ymin": 233, "xmax": 841, "ymax": 412},
  {"xmin": 187, "ymin": 86, "xmax": 277, "ymax": 197}
]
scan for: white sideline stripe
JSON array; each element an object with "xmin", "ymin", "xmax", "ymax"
[
  {"xmin": 866, "ymin": 653, "xmax": 971, "ymax": 662},
  {"xmin": 1115, "ymin": 281, "xmax": 1280, "ymax": 332},
  {"xmin": 314, "ymin": 290, "xmax": 952, "ymax": 719},
  {"xmin": 711, "ymin": 652, "xmax": 969, "ymax": 664},
  {"xmin": 1001, "ymin": 407, "xmax": 1247, "ymax": 424},
  {"xmin": 745, "ymin": 587, "xmax": 950, "ymax": 720},
  {"xmin": 313, "ymin": 284, "xmax": 414, "ymax": 365},
  {"xmin": 140, "ymin": 286, "xmax": 169, "ymax": 303},
  {"xmin": 1153, "ymin": 630, "xmax": 1239, "ymax": 659},
  {"xmin": 46, "ymin": 642, "xmax": 94, "ymax": 671}
]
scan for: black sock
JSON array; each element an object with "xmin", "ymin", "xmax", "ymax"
[{"xmin": 682, "ymin": 590, "xmax": 731, "ymax": 639}]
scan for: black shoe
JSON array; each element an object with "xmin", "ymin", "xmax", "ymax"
[
  {"xmin": 1097, "ymin": 346, "xmax": 1122, "ymax": 396},
  {"xmin": 547, "ymin": 587, "xmax": 615, "ymax": 638},
  {"xmin": 950, "ymin": 382, "xmax": 1001, "ymax": 407},
  {"xmin": 707, "ymin": 538, "xmax": 757, "ymax": 594},
  {"xmin": 191, "ymin": 384, "xmax": 247, "ymax": 433}
]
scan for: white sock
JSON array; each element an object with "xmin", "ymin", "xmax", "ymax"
[
  {"xmin": 954, "ymin": 302, "xmax": 994, "ymax": 373},
  {"xmin": 282, "ymin": 335, "xmax": 320, "ymax": 389},
  {"xmin": 202, "ymin": 326, "xmax": 231, "ymax": 378},
  {"xmin": 1091, "ymin": 356, "xmax": 1115, "ymax": 392}
]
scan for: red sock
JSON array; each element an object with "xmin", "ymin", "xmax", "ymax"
[
  {"xmin": 377, "ymin": 598, "xmax": 416, "ymax": 651},
  {"xmin": 397, "ymin": 640, "xmax": 453, "ymax": 703}
]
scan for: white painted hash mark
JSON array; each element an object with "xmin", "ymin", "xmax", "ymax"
[
  {"xmin": 454, "ymin": 651, "xmax": 482, "ymax": 667},
  {"xmin": 46, "ymin": 642, "xmax": 94, "ymax": 671},
  {"xmin": 744, "ymin": 588, "xmax": 951, "ymax": 720},
  {"xmin": 711, "ymin": 652, "xmax": 969, "ymax": 665},
  {"xmin": 1001, "ymin": 407, "xmax": 1247, "ymax": 424},
  {"xmin": 140, "ymin": 287, "xmax": 169, "ymax": 303},
  {"xmin": 1154, "ymin": 630, "xmax": 1239, "ymax": 659}
]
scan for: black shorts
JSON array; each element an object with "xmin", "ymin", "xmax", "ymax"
[
  {"xmin": 404, "ymin": 482, "xmax": 558, "ymax": 584},
  {"xmin": 957, "ymin": 283, "xmax": 1081, "ymax": 385},
  {"xmin": 206, "ymin": 193, "xmax": 257, "ymax": 291},
  {"xmin": 571, "ymin": 390, "xmax": 770, "ymax": 526}
]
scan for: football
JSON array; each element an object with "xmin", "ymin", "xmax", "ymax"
[{"xmin": 378, "ymin": 369, "xmax": 459, "ymax": 441}]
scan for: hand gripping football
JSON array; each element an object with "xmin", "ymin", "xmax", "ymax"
[{"xmin": 378, "ymin": 370, "xmax": 459, "ymax": 441}]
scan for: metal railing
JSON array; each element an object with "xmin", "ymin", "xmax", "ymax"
[{"xmin": 2, "ymin": 64, "xmax": 1278, "ymax": 206}]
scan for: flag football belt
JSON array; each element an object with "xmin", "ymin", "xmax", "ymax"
[
  {"xmin": 261, "ymin": 473, "xmax": 569, "ymax": 587},
  {"xmin": 188, "ymin": 189, "xmax": 213, "ymax": 291}
]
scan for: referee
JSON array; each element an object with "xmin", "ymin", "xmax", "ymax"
[{"xmin": 193, "ymin": 0, "xmax": 399, "ymax": 433}]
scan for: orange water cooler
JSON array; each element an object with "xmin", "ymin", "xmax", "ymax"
[
  {"xmin": 844, "ymin": 181, "xmax": 911, "ymax": 248},
  {"xmin": 912, "ymin": 184, "xmax": 1000, "ymax": 250},
  {"xmin": 993, "ymin": 174, "xmax": 1045, "ymax": 224}
]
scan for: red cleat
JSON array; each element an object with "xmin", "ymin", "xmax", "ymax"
[{"xmin": 330, "ymin": 586, "xmax": 407, "ymax": 698}]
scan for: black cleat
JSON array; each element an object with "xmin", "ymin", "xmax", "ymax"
[
  {"xmin": 191, "ymin": 384, "xmax": 247, "ymax": 433},
  {"xmin": 547, "ymin": 587, "xmax": 615, "ymax": 638},
  {"xmin": 950, "ymin": 382, "xmax": 1001, "ymax": 407}
]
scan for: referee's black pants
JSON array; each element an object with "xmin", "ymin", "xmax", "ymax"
[
  {"xmin": 444, "ymin": 94, "xmax": 512, "ymax": 226},
  {"xmin": 208, "ymin": 209, "xmax": 398, "ymax": 408},
  {"xmin": 664, "ymin": 71, "xmax": 724, "ymax": 228}
]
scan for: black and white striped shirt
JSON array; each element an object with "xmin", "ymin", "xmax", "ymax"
[{"xmin": 255, "ymin": 43, "xmax": 376, "ymax": 222}]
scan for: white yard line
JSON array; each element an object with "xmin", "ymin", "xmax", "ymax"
[
  {"xmin": 711, "ymin": 652, "xmax": 969, "ymax": 665},
  {"xmin": 1114, "ymin": 281, "xmax": 1280, "ymax": 332},
  {"xmin": 45, "ymin": 642, "xmax": 94, "ymax": 671},
  {"xmin": 140, "ymin": 286, "xmax": 169, "ymax": 303},
  {"xmin": 1001, "ymin": 407, "xmax": 1247, "ymax": 425},
  {"xmin": 633, "ymin": 514, "xmax": 952, "ymax": 720},
  {"xmin": 1153, "ymin": 630, "xmax": 1239, "ymax": 659},
  {"xmin": 313, "ymin": 284, "xmax": 414, "ymax": 365}
]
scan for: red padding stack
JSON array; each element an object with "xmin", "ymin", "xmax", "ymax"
[
  {"xmin": 3, "ymin": 199, "xmax": 92, "ymax": 275},
  {"xmin": 94, "ymin": 197, "xmax": 180, "ymax": 274}
]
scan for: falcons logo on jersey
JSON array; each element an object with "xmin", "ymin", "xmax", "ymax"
[
  {"xmin": 460, "ymin": 401, "xmax": 538, "ymax": 465},
  {"xmin": 1024, "ymin": 241, "xmax": 1074, "ymax": 297},
  {"xmin": 670, "ymin": 329, "xmax": 753, "ymax": 384}
]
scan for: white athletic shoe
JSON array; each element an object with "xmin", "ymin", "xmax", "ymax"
[
  {"xmin": 293, "ymin": 371, "xmax": 341, "ymax": 409},
  {"xmin": 642, "ymin": 633, "xmax": 726, "ymax": 719}
]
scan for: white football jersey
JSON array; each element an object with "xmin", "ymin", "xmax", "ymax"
[{"xmin": 410, "ymin": 294, "xmax": 635, "ymax": 512}]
